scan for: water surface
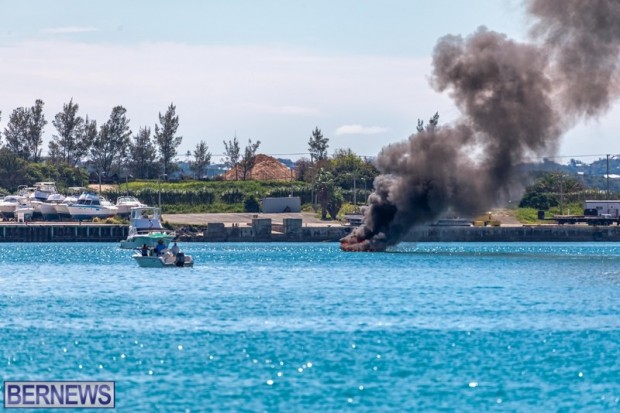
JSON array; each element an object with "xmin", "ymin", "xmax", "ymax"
[{"xmin": 1, "ymin": 242, "xmax": 619, "ymax": 411}]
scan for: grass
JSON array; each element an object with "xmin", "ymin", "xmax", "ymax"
[
  {"xmin": 516, "ymin": 203, "xmax": 585, "ymax": 224},
  {"xmin": 162, "ymin": 202, "xmax": 245, "ymax": 214},
  {"xmin": 123, "ymin": 179, "xmax": 308, "ymax": 194},
  {"xmin": 516, "ymin": 208, "xmax": 541, "ymax": 224}
]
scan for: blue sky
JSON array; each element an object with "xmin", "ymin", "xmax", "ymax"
[{"xmin": 1, "ymin": 0, "xmax": 618, "ymax": 163}]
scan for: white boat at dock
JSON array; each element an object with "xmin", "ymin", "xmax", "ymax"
[
  {"xmin": 0, "ymin": 195, "xmax": 29, "ymax": 220},
  {"xmin": 33, "ymin": 182, "xmax": 58, "ymax": 201},
  {"xmin": 67, "ymin": 192, "xmax": 118, "ymax": 221},
  {"xmin": 54, "ymin": 187, "xmax": 87, "ymax": 221},
  {"xmin": 115, "ymin": 196, "xmax": 146, "ymax": 217},
  {"xmin": 119, "ymin": 206, "xmax": 176, "ymax": 249},
  {"xmin": 39, "ymin": 194, "xmax": 66, "ymax": 221}
]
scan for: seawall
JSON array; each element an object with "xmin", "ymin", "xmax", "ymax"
[
  {"xmin": 406, "ymin": 225, "xmax": 620, "ymax": 242},
  {"xmin": 2, "ymin": 220, "xmax": 620, "ymax": 243},
  {"xmin": 178, "ymin": 219, "xmax": 352, "ymax": 242},
  {"xmin": 0, "ymin": 223, "xmax": 129, "ymax": 242}
]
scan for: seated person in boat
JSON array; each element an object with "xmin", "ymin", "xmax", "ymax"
[
  {"xmin": 141, "ymin": 243, "xmax": 149, "ymax": 257},
  {"xmin": 154, "ymin": 239, "xmax": 166, "ymax": 256},
  {"xmin": 170, "ymin": 242, "xmax": 180, "ymax": 256}
]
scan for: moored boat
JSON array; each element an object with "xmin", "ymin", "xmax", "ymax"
[
  {"xmin": 0, "ymin": 195, "xmax": 29, "ymax": 220},
  {"xmin": 115, "ymin": 196, "xmax": 147, "ymax": 217},
  {"xmin": 119, "ymin": 206, "xmax": 176, "ymax": 249},
  {"xmin": 67, "ymin": 192, "xmax": 118, "ymax": 221},
  {"xmin": 55, "ymin": 187, "xmax": 87, "ymax": 221},
  {"xmin": 39, "ymin": 194, "xmax": 66, "ymax": 221},
  {"xmin": 33, "ymin": 181, "xmax": 58, "ymax": 201}
]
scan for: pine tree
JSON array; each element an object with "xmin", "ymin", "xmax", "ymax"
[
  {"xmin": 154, "ymin": 103, "xmax": 182, "ymax": 178},
  {"xmin": 308, "ymin": 127, "xmax": 329, "ymax": 162}
]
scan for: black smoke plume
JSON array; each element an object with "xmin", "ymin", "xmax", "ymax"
[{"xmin": 341, "ymin": 0, "xmax": 620, "ymax": 252}]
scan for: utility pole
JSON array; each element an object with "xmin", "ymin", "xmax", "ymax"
[
  {"xmin": 607, "ymin": 154, "xmax": 610, "ymax": 199},
  {"xmin": 560, "ymin": 173, "xmax": 564, "ymax": 215},
  {"xmin": 158, "ymin": 173, "xmax": 167, "ymax": 210},
  {"xmin": 353, "ymin": 173, "xmax": 357, "ymax": 206}
]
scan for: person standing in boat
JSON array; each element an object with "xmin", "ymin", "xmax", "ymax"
[{"xmin": 141, "ymin": 243, "xmax": 149, "ymax": 257}]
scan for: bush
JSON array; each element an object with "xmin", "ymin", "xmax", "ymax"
[
  {"xmin": 221, "ymin": 188, "xmax": 245, "ymax": 204},
  {"xmin": 337, "ymin": 203, "xmax": 361, "ymax": 220},
  {"xmin": 518, "ymin": 192, "xmax": 558, "ymax": 210},
  {"xmin": 244, "ymin": 195, "xmax": 260, "ymax": 213}
]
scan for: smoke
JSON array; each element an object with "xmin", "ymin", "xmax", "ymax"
[
  {"xmin": 341, "ymin": 1, "xmax": 620, "ymax": 252},
  {"xmin": 528, "ymin": 0, "xmax": 620, "ymax": 118}
]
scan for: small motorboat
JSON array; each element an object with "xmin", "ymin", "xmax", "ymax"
[{"xmin": 132, "ymin": 250, "xmax": 194, "ymax": 268}]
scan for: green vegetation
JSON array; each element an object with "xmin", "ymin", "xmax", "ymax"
[
  {"xmin": 337, "ymin": 203, "xmax": 361, "ymax": 220},
  {"xmin": 7, "ymin": 101, "xmax": 613, "ymax": 224},
  {"xmin": 516, "ymin": 207, "xmax": 541, "ymax": 224},
  {"xmin": 105, "ymin": 180, "xmax": 313, "ymax": 213}
]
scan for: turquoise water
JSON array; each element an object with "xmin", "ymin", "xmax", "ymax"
[{"xmin": 2, "ymin": 242, "xmax": 620, "ymax": 411}]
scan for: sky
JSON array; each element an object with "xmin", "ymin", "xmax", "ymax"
[{"xmin": 1, "ymin": 0, "xmax": 619, "ymax": 164}]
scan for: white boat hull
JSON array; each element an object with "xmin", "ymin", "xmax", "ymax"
[
  {"xmin": 0, "ymin": 204, "xmax": 17, "ymax": 219},
  {"xmin": 68, "ymin": 205, "xmax": 118, "ymax": 221},
  {"xmin": 132, "ymin": 253, "xmax": 194, "ymax": 268},
  {"xmin": 40, "ymin": 203, "xmax": 61, "ymax": 220}
]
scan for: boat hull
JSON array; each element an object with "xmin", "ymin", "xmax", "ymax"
[
  {"xmin": 0, "ymin": 205, "xmax": 17, "ymax": 219},
  {"xmin": 68, "ymin": 206, "xmax": 117, "ymax": 221},
  {"xmin": 40, "ymin": 203, "xmax": 60, "ymax": 221},
  {"xmin": 132, "ymin": 253, "xmax": 194, "ymax": 268}
]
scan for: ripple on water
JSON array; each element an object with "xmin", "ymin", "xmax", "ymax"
[{"xmin": 1, "ymin": 242, "xmax": 620, "ymax": 411}]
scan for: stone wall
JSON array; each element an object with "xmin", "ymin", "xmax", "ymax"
[{"xmin": 407, "ymin": 225, "xmax": 620, "ymax": 242}]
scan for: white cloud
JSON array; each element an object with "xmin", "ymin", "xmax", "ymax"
[
  {"xmin": 42, "ymin": 27, "xmax": 99, "ymax": 34},
  {"xmin": 335, "ymin": 124, "xmax": 389, "ymax": 136}
]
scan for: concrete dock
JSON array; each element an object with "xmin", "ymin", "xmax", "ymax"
[
  {"xmin": 3, "ymin": 214, "xmax": 620, "ymax": 243},
  {"xmin": 0, "ymin": 223, "xmax": 128, "ymax": 242}
]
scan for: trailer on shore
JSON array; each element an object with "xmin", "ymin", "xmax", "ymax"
[{"xmin": 553, "ymin": 215, "xmax": 619, "ymax": 226}]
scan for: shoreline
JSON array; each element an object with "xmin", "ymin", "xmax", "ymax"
[{"xmin": 2, "ymin": 220, "xmax": 620, "ymax": 242}]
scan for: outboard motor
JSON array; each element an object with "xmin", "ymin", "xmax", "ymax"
[{"xmin": 175, "ymin": 252, "xmax": 185, "ymax": 267}]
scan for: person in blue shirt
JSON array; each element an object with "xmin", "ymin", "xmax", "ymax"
[{"xmin": 154, "ymin": 239, "xmax": 166, "ymax": 256}]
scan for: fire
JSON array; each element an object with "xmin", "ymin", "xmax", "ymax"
[{"xmin": 339, "ymin": 234, "xmax": 383, "ymax": 252}]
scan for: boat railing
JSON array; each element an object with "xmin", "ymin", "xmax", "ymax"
[{"xmin": 131, "ymin": 228, "xmax": 176, "ymax": 235}]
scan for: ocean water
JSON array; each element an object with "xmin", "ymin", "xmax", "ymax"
[{"xmin": 1, "ymin": 242, "xmax": 620, "ymax": 412}]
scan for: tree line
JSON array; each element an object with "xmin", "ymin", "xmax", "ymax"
[
  {"xmin": 0, "ymin": 99, "xmax": 218, "ymax": 191},
  {"xmin": 0, "ymin": 99, "xmax": 381, "ymax": 221}
]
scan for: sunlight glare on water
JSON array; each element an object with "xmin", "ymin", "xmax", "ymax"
[{"xmin": 1, "ymin": 242, "xmax": 620, "ymax": 411}]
